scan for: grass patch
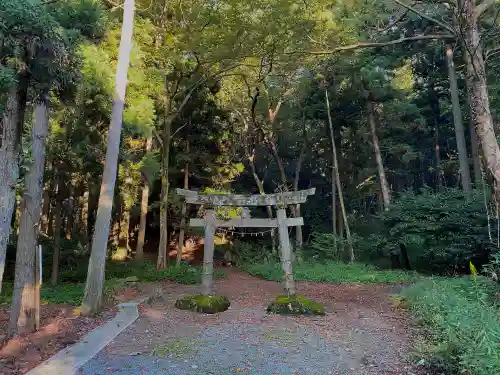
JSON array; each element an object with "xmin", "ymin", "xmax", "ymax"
[
  {"xmin": 401, "ymin": 277, "xmax": 500, "ymax": 375},
  {"xmin": 245, "ymin": 261, "xmax": 418, "ymax": 284}
]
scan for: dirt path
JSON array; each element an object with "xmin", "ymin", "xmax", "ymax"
[{"xmin": 79, "ymin": 269, "xmax": 418, "ymax": 375}]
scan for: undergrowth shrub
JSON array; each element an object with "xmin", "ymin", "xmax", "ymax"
[
  {"xmin": 402, "ymin": 277, "xmax": 500, "ymax": 375},
  {"xmin": 360, "ymin": 188, "xmax": 494, "ymax": 274},
  {"xmin": 301, "ymin": 232, "xmax": 361, "ymax": 262},
  {"xmin": 231, "ymin": 240, "xmax": 276, "ymax": 265},
  {"xmin": 104, "ymin": 261, "xmax": 227, "ymax": 285}
]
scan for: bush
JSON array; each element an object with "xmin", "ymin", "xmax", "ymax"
[
  {"xmin": 245, "ymin": 261, "xmax": 417, "ymax": 284},
  {"xmin": 402, "ymin": 277, "xmax": 500, "ymax": 375},
  {"xmin": 360, "ymin": 188, "xmax": 494, "ymax": 274}
]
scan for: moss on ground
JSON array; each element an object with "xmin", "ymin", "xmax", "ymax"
[
  {"xmin": 175, "ymin": 295, "xmax": 230, "ymax": 314},
  {"xmin": 267, "ymin": 295, "xmax": 325, "ymax": 315}
]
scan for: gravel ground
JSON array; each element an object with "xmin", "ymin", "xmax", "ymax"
[{"xmin": 78, "ymin": 270, "xmax": 419, "ymax": 375}]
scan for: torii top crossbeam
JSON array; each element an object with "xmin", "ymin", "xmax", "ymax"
[{"xmin": 176, "ymin": 188, "xmax": 316, "ymax": 207}]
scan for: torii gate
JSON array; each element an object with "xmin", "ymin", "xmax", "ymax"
[{"xmin": 176, "ymin": 188, "xmax": 315, "ymax": 296}]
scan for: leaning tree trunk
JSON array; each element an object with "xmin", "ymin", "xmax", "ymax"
[
  {"xmin": 326, "ymin": 90, "xmax": 354, "ymax": 262},
  {"xmin": 446, "ymin": 45, "xmax": 472, "ymax": 192},
  {"xmin": 8, "ymin": 95, "xmax": 48, "ymax": 337},
  {"xmin": 330, "ymin": 160, "xmax": 337, "ymax": 250},
  {"xmin": 367, "ymin": 98, "xmax": 390, "ymax": 210},
  {"xmin": 293, "ymin": 140, "xmax": 306, "ymax": 250},
  {"xmin": 0, "ymin": 80, "xmax": 27, "ymax": 293},
  {"xmin": 136, "ymin": 135, "xmax": 152, "ymax": 261},
  {"xmin": 82, "ymin": 0, "xmax": 135, "ymax": 315},
  {"xmin": 176, "ymin": 140, "xmax": 189, "ymax": 266},
  {"xmin": 460, "ymin": 0, "xmax": 500, "ymax": 195}
]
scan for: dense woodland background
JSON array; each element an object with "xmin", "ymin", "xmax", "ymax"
[{"xmin": 0, "ymin": 0, "xmax": 499, "ymax": 342}]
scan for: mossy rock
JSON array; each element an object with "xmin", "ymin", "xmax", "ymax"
[
  {"xmin": 267, "ymin": 295, "xmax": 325, "ymax": 316},
  {"xmin": 175, "ymin": 295, "xmax": 230, "ymax": 314}
]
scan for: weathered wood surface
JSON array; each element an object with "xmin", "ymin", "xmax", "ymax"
[
  {"xmin": 201, "ymin": 210, "xmax": 216, "ymax": 296},
  {"xmin": 276, "ymin": 208, "xmax": 296, "ymax": 296},
  {"xmin": 176, "ymin": 188, "xmax": 315, "ymax": 206},
  {"xmin": 189, "ymin": 217, "xmax": 303, "ymax": 228}
]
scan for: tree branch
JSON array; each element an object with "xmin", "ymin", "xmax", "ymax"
[
  {"xmin": 393, "ymin": 0, "xmax": 457, "ymax": 34},
  {"xmin": 286, "ymin": 34, "xmax": 455, "ymax": 55},
  {"xmin": 474, "ymin": 0, "xmax": 497, "ymax": 19}
]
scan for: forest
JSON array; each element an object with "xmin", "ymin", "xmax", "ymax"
[{"xmin": 0, "ymin": 0, "xmax": 499, "ymax": 374}]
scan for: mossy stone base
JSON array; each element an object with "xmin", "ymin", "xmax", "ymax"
[
  {"xmin": 267, "ymin": 295, "xmax": 325, "ymax": 316},
  {"xmin": 175, "ymin": 295, "xmax": 230, "ymax": 314}
]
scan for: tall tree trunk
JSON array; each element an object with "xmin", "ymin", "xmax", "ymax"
[
  {"xmin": 326, "ymin": 90, "xmax": 354, "ymax": 262},
  {"xmin": 157, "ymin": 97, "xmax": 172, "ymax": 270},
  {"xmin": 51, "ymin": 173, "xmax": 63, "ymax": 286},
  {"xmin": 428, "ymin": 86, "xmax": 442, "ymax": 190},
  {"xmin": 82, "ymin": 0, "xmax": 135, "ymax": 315},
  {"xmin": 367, "ymin": 98, "xmax": 390, "ymax": 210},
  {"xmin": 65, "ymin": 188, "xmax": 74, "ymax": 240},
  {"xmin": 41, "ymin": 190, "xmax": 51, "ymax": 234},
  {"xmin": 40, "ymin": 174, "xmax": 52, "ymax": 235},
  {"xmin": 119, "ymin": 208, "xmax": 130, "ymax": 250},
  {"xmin": 293, "ymin": 139, "xmax": 307, "ymax": 250},
  {"xmin": 460, "ymin": 0, "xmax": 499, "ymax": 195},
  {"xmin": 0, "ymin": 80, "xmax": 27, "ymax": 294},
  {"xmin": 8, "ymin": 95, "xmax": 48, "ymax": 337},
  {"xmin": 470, "ymin": 121, "xmax": 482, "ymax": 185},
  {"xmin": 71, "ymin": 183, "xmax": 84, "ymax": 240},
  {"xmin": 113, "ymin": 206, "xmax": 130, "ymax": 260},
  {"xmin": 466, "ymin": 82, "xmax": 483, "ymax": 186},
  {"xmin": 176, "ymin": 140, "xmax": 189, "ymax": 266},
  {"xmin": 87, "ymin": 183, "xmax": 98, "ymax": 241},
  {"xmin": 81, "ymin": 189, "xmax": 90, "ymax": 244},
  {"xmin": 135, "ymin": 135, "xmax": 152, "ymax": 261},
  {"xmin": 446, "ymin": 45, "xmax": 472, "ymax": 192}
]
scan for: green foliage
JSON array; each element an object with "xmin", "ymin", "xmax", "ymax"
[
  {"xmin": 360, "ymin": 188, "xmax": 494, "ymax": 274},
  {"xmin": 41, "ymin": 283, "xmax": 85, "ymax": 305},
  {"xmin": 402, "ymin": 277, "xmax": 500, "ymax": 375},
  {"xmin": 245, "ymin": 261, "xmax": 417, "ymax": 284},
  {"xmin": 267, "ymin": 295, "xmax": 325, "ymax": 316},
  {"xmin": 175, "ymin": 295, "xmax": 230, "ymax": 314},
  {"xmin": 0, "ymin": 282, "xmax": 84, "ymax": 305}
]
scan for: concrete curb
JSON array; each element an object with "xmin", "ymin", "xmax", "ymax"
[{"xmin": 25, "ymin": 297, "xmax": 148, "ymax": 375}]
